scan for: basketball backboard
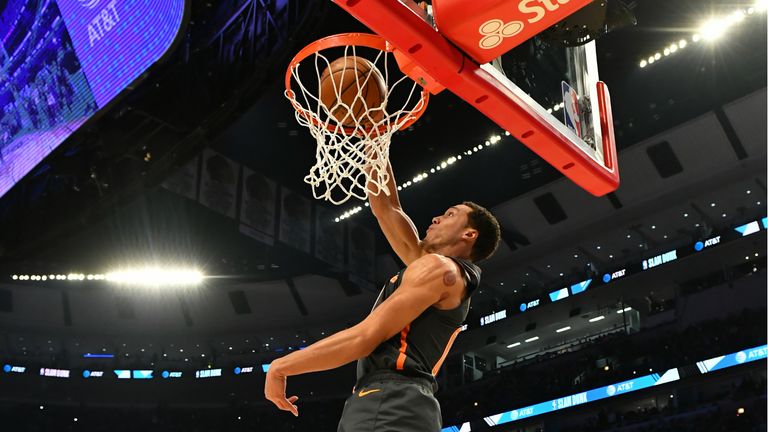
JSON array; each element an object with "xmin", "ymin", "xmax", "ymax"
[{"xmin": 330, "ymin": 0, "xmax": 619, "ymax": 196}]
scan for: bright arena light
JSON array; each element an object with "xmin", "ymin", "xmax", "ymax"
[
  {"xmin": 640, "ymin": 5, "xmax": 763, "ymax": 69},
  {"xmin": 105, "ymin": 268, "xmax": 204, "ymax": 287},
  {"xmin": 699, "ymin": 18, "xmax": 729, "ymax": 41}
]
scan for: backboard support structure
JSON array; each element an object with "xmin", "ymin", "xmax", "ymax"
[{"xmin": 331, "ymin": 0, "xmax": 619, "ymax": 196}]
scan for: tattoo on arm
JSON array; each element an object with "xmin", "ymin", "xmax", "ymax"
[{"xmin": 443, "ymin": 270, "xmax": 457, "ymax": 286}]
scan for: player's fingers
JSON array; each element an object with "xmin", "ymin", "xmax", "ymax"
[
  {"xmin": 266, "ymin": 395, "xmax": 281, "ymax": 408},
  {"xmin": 278, "ymin": 398, "xmax": 299, "ymax": 417},
  {"xmin": 287, "ymin": 395, "xmax": 300, "ymax": 416},
  {"xmin": 287, "ymin": 401, "xmax": 299, "ymax": 417},
  {"xmin": 270, "ymin": 397, "xmax": 286, "ymax": 409}
]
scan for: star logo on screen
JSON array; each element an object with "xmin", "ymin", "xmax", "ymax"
[{"xmin": 78, "ymin": 0, "xmax": 101, "ymax": 9}]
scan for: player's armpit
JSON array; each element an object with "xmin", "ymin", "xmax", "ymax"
[{"xmin": 357, "ymin": 254, "xmax": 461, "ymax": 345}]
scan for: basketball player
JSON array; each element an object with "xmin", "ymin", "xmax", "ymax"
[{"xmin": 265, "ymin": 159, "xmax": 500, "ymax": 431}]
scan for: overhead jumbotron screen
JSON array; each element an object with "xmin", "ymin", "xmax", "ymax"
[{"xmin": 0, "ymin": 0, "xmax": 186, "ymax": 199}]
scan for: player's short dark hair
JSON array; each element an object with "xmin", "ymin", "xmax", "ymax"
[{"xmin": 463, "ymin": 201, "xmax": 501, "ymax": 262}]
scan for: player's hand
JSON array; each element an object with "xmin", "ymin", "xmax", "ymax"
[{"xmin": 264, "ymin": 367, "xmax": 299, "ymax": 417}]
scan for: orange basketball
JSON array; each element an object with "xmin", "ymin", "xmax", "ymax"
[{"xmin": 319, "ymin": 56, "xmax": 386, "ymax": 127}]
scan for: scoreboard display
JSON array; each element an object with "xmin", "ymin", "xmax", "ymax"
[{"xmin": 0, "ymin": 0, "xmax": 187, "ymax": 198}]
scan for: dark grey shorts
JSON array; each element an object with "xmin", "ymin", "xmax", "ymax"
[{"xmin": 337, "ymin": 373, "xmax": 441, "ymax": 432}]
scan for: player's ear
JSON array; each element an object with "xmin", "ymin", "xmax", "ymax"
[{"xmin": 463, "ymin": 228, "xmax": 478, "ymax": 240}]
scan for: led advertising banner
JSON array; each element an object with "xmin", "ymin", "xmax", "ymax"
[
  {"xmin": 442, "ymin": 424, "xmax": 471, "ymax": 432},
  {"xmin": 480, "ymin": 310, "xmax": 507, "ymax": 326},
  {"xmin": 3, "ymin": 364, "xmax": 25, "ymax": 373},
  {"xmin": 194, "ymin": 368, "xmax": 222, "ymax": 379},
  {"xmin": 482, "ymin": 370, "xmax": 681, "ymax": 426},
  {"xmin": 233, "ymin": 366, "xmax": 255, "ymax": 375},
  {"xmin": 549, "ymin": 287, "xmax": 569, "ymax": 302},
  {"xmin": 569, "ymin": 279, "xmax": 591, "ymax": 295},
  {"xmin": 39, "ymin": 367, "xmax": 70, "ymax": 378},
  {"xmin": 0, "ymin": 0, "xmax": 186, "ymax": 198},
  {"xmin": 696, "ymin": 345, "xmax": 767, "ymax": 374},
  {"xmin": 113, "ymin": 369, "xmax": 131, "ymax": 379},
  {"xmin": 132, "ymin": 370, "xmax": 153, "ymax": 379},
  {"xmin": 441, "ymin": 345, "xmax": 767, "ymax": 431}
]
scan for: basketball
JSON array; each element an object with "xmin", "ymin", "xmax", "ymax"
[{"xmin": 319, "ymin": 56, "xmax": 386, "ymax": 127}]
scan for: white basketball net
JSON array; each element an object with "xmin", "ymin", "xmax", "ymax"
[{"xmin": 286, "ymin": 45, "xmax": 427, "ymax": 205}]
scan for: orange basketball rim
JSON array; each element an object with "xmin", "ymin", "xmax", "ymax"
[{"xmin": 284, "ymin": 32, "xmax": 430, "ymax": 137}]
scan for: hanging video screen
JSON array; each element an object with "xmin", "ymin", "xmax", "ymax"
[{"xmin": 0, "ymin": 0, "xmax": 186, "ymax": 199}]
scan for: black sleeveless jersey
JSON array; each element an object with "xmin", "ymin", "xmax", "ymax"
[{"xmin": 356, "ymin": 256, "xmax": 482, "ymax": 389}]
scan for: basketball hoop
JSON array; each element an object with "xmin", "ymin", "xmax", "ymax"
[{"xmin": 285, "ymin": 33, "xmax": 430, "ymax": 205}]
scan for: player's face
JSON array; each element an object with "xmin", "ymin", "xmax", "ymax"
[{"xmin": 424, "ymin": 204, "xmax": 472, "ymax": 245}]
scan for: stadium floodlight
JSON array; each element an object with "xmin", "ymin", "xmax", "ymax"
[
  {"xmin": 507, "ymin": 342, "xmax": 521, "ymax": 348},
  {"xmin": 589, "ymin": 315, "xmax": 606, "ymax": 322},
  {"xmin": 105, "ymin": 268, "xmax": 204, "ymax": 287},
  {"xmin": 698, "ymin": 17, "xmax": 730, "ymax": 41},
  {"xmin": 524, "ymin": 336, "xmax": 539, "ymax": 343},
  {"xmin": 556, "ymin": 326, "xmax": 571, "ymax": 333}
]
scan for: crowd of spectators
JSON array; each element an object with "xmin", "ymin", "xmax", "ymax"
[
  {"xmin": 1, "ymin": 307, "xmax": 763, "ymax": 431},
  {"xmin": 1, "ymin": 266, "xmax": 764, "ymax": 430},
  {"xmin": 0, "ymin": 399, "xmax": 343, "ymax": 432},
  {"xmin": 0, "ymin": 0, "xmax": 94, "ymax": 152},
  {"xmin": 560, "ymin": 372, "xmax": 766, "ymax": 432},
  {"xmin": 438, "ymin": 307, "xmax": 766, "ymax": 425},
  {"xmin": 2, "ymin": 374, "xmax": 764, "ymax": 432}
]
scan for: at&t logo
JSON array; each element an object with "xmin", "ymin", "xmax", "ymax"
[
  {"xmin": 78, "ymin": 0, "xmax": 100, "ymax": 9},
  {"xmin": 478, "ymin": 0, "xmax": 573, "ymax": 49}
]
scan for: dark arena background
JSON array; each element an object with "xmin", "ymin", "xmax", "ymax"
[{"xmin": 0, "ymin": 0, "xmax": 766, "ymax": 431}]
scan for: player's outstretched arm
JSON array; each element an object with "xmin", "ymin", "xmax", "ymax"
[
  {"xmin": 264, "ymin": 254, "xmax": 461, "ymax": 415},
  {"xmin": 366, "ymin": 160, "xmax": 423, "ymax": 265}
]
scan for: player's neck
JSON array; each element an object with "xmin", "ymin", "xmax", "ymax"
[{"xmin": 419, "ymin": 243, "xmax": 471, "ymax": 261}]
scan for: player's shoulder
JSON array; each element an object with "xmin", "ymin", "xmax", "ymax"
[{"xmin": 410, "ymin": 254, "xmax": 463, "ymax": 280}]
